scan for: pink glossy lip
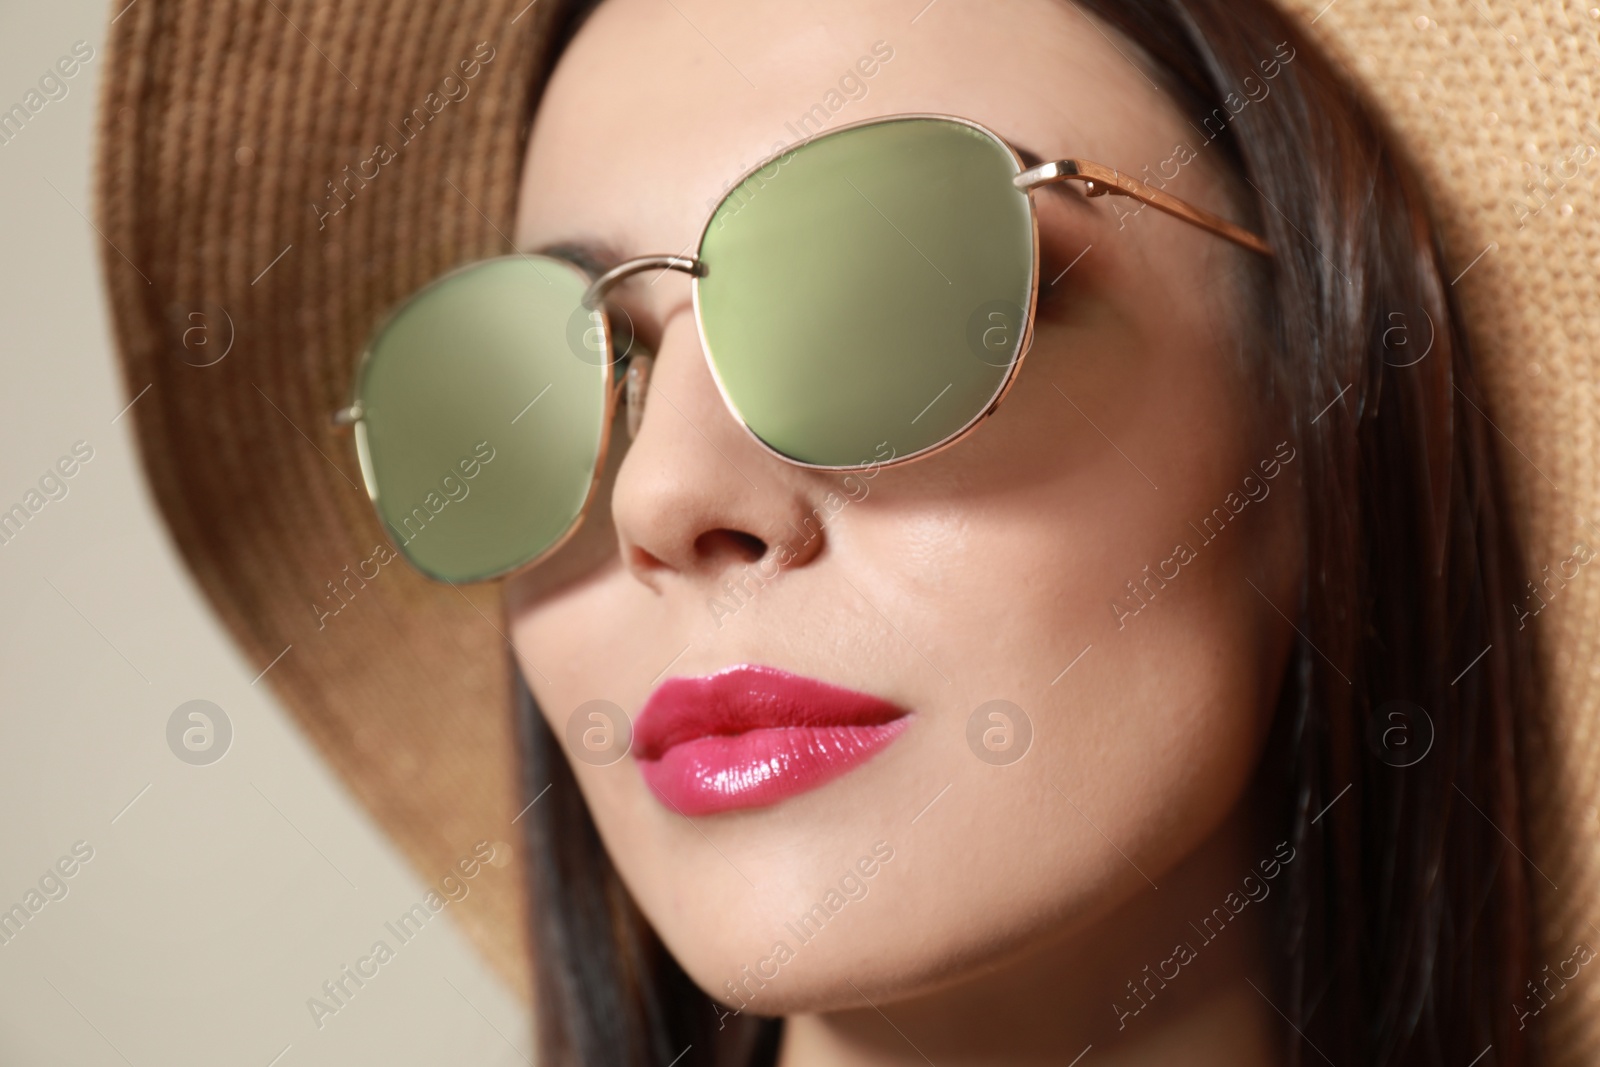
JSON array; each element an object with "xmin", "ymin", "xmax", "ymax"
[{"xmin": 633, "ymin": 664, "xmax": 909, "ymax": 816}]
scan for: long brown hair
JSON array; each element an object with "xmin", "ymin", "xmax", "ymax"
[{"xmin": 516, "ymin": 0, "xmax": 1542, "ymax": 1063}]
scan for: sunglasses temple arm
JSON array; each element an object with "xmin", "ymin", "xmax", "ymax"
[{"xmin": 1015, "ymin": 159, "xmax": 1273, "ymax": 258}]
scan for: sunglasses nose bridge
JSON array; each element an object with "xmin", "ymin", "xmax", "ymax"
[{"xmin": 581, "ymin": 254, "xmax": 707, "ymax": 309}]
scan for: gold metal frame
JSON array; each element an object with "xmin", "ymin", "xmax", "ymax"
[{"xmin": 334, "ymin": 112, "xmax": 1273, "ymax": 583}]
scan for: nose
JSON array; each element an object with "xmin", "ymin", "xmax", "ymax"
[{"xmin": 608, "ymin": 310, "xmax": 830, "ymax": 589}]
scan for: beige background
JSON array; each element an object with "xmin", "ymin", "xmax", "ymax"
[{"xmin": 0, "ymin": 3, "xmax": 532, "ymax": 1064}]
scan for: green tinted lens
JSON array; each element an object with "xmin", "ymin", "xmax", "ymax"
[
  {"xmin": 696, "ymin": 117, "xmax": 1035, "ymax": 468},
  {"xmin": 356, "ymin": 255, "xmax": 610, "ymax": 582}
]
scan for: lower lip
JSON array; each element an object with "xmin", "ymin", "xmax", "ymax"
[{"xmin": 638, "ymin": 721, "xmax": 909, "ymax": 816}]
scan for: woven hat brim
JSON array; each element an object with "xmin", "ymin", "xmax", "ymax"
[{"xmin": 95, "ymin": 0, "xmax": 581, "ymax": 1001}]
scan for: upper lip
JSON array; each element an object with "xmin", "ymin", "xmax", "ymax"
[{"xmin": 633, "ymin": 663, "xmax": 908, "ymax": 760}]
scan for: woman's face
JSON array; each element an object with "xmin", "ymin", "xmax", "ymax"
[{"xmin": 508, "ymin": 0, "xmax": 1301, "ymax": 1014}]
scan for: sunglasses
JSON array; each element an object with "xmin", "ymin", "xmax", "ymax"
[{"xmin": 333, "ymin": 113, "xmax": 1272, "ymax": 584}]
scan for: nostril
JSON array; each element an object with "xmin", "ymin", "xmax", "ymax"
[{"xmin": 693, "ymin": 529, "xmax": 767, "ymax": 567}]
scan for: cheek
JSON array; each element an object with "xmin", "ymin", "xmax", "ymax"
[
  {"xmin": 783, "ymin": 305, "xmax": 1296, "ymax": 976},
  {"xmin": 854, "ymin": 446, "xmax": 1285, "ymax": 820},
  {"xmin": 511, "ymin": 569, "xmax": 647, "ymax": 783}
]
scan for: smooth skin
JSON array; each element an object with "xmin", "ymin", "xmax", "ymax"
[{"xmin": 507, "ymin": 1, "xmax": 1304, "ymax": 1063}]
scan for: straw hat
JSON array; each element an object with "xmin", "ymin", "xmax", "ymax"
[{"xmin": 94, "ymin": 0, "xmax": 1600, "ymax": 1056}]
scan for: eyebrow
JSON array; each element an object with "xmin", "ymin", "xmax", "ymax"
[{"xmin": 533, "ymin": 238, "xmax": 629, "ymax": 277}]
